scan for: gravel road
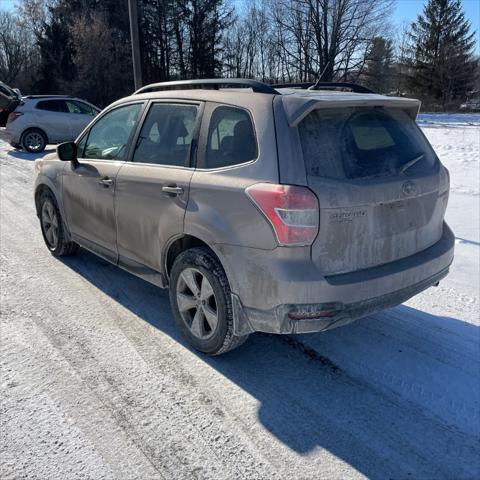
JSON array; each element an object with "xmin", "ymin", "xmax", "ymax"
[{"xmin": 1, "ymin": 135, "xmax": 479, "ymax": 480}]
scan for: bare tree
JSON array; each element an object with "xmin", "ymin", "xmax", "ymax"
[
  {"xmin": 69, "ymin": 13, "xmax": 133, "ymax": 106},
  {"xmin": 8, "ymin": 0, "xmax": 404, "ymax": 103},
  {"xmin": 268, "ymin": 0, "xmax": 393, "ymax": 82},
  {"xmin": 15, "ymin": 0, "xmax": 51, "ymax": 38},
  {"xmin": 0, "ymin": 11, "xmax": 35, "ymax": 85}
]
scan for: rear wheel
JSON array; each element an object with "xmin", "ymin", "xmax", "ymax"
[
  {"xmin": 169, "ymin": 247, "xmax": 249, "ymax": 355},
  {"xmin": 39, "ymin": 191, "xmax": 79, "ymax": 257},
  {"xmin": 22, "ymin": 128, "xmax": 47, "ymax": 153}
]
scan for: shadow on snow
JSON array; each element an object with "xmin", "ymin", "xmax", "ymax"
[
  {"xmin": 6, "ymin": 148, "xmax": 55, "ymax": 161},
  {"xmin": 60, "ymin": 249, "xmax": 479, "ymax": 479}
]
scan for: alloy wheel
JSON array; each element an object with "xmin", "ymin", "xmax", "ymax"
[
  {"xmin": 41, "ymin": 201, "xmax": 59, "ymax": 249},
  {"xmin": 176, "ymin": 267, "xmax": 219, "ymax": 340},
  {"xmin": 24, "ymin": 132, "xmax": 44, "ymax": 152}
]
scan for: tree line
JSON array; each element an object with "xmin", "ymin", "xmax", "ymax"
[{"xmin": 1, "ymin": 0, "xmax": 478, "ymax": 110}]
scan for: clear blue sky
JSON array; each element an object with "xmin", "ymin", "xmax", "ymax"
[
  {"xmin": 0, "ymin": 0, "xmax": 17, "ymax": 10},
  {"xmin": 1, "ymin": 0, "xmax": 479, "ymax": 51},
  {"xmin": 394, "ymin": 0, "xmax": 479, "ymax": 26}
]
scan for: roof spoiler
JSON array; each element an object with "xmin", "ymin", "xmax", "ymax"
[
  {"xmin": 283, "ymin": 96, "xmax": 422, "ymax": 127},
  {"xmin": 272, "ymin": 82, "xmax": 375, "ymax": 94}
]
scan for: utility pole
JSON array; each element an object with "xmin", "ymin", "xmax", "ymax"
[{"xmin": 128, "ymin": 0, "xmax": 142, "ymax": 90}]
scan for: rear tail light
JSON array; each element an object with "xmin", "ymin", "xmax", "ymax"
[
  {"xmin": 246, "ymin": 183, "xmax": 319, "ymax": 246},
  {"xmin": 7, "ymin": 112, "xmax": 23, "ymax": 123}
]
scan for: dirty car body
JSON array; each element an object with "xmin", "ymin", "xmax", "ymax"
[{"xmin": 33, "ymin": 79, "xmax": 454, "ymax": 354}]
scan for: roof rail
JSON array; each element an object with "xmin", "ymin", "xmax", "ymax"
[
  {"xmin": 134, "ymin": 78, "xmax": 279, "ymax": 95},
  {"xmin": 24, "ymin": 94, "xmax": 75, "ymax": 99},
  {"xmin": 272, "ymin": 82, "xmax": 375, "ymax": 94}
]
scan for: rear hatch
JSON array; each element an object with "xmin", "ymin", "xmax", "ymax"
[
  {"xmin": 294, "ymin": 102, "xmax": 449, "ymax": 275},
  {"xmin": 0, "ymin": 81, "xmax": 21, "ymax": 127}
]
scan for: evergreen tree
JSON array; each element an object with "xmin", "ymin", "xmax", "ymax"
[
  {"xmin": 33, "ymin": 0, "xmax": 132, "ymax": 103},
  {"xmin": 34, "ymin": 3, "xmax": 76, "ymax": 94},
  {"xmin": 362, "ymin": 37, "xmax": 395, "ymax": 93},
  {"xmin": 406, "ymin": 0, "xmax": 476, "ymax": 109},
  {"xmin": 182, "ymin": 0, "xmax": 233, "ymax": 78}
]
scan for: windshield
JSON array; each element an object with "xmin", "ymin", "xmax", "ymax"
[{"xmin": 298, "ymin": 107, "xmax": 438, "ymax": 179}]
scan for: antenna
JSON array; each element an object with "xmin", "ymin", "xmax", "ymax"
[{"xmin": 309, "ymin": 62, "xmax": 330, "ymax": 91}]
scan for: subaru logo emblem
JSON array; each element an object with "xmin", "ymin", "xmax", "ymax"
[{"xmin": 402, "ymin": 181, "xmax": 417, "ymax": 196}]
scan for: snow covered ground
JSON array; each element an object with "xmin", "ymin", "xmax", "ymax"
[{"xmin": 1, "ymin": 115, "xmax": 479, "ymax": 479}]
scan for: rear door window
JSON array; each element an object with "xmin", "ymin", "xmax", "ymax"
[
  {"xmin": 36, "ymin": 100, "xmax": 68, "ymax": 112},
  {"xmin": 133, "ymin": 103, "xmax": 198, "ymax": 166},
  {"xmin": 298, "ymin": 107, "xmax": 437, "ymax": 179},
  {"xmin": 202, "ymin": 106, "xmax": 257, "ymax": 168}
]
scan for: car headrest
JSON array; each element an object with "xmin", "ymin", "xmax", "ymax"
[
  {"xmin": 233, "ymin": 120, "xmax": 252, "ymax": 140},
  {"xmin": 168, "ymin": 116, "xmax": 188, "ymax": 140},
  {"xmin": 220, "ymin": 135, "xmax": 234, "ymax": 154}
]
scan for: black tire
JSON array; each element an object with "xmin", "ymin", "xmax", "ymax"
[
  {"xmin": 169, "ymin": 247, "xmax": 249, "ymax": 355},
  {"xmin": 39, "ymin": 190, "xmax": 79, "ymax": 257},
  {"xmin": 21, "ymin": 128, "xmax": 47, "ymax": 153}
]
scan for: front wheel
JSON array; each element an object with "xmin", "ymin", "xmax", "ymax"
[
  {"xmin": 39, "ymin": 191, "xmax": 79, "ymax": 257},
  {"xmin": 169, "ymin": 247, "xmax": 249, "ymax": 355}
]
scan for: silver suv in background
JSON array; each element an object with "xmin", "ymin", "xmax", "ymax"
[
  {"xmin": 5, "ymin": 95, "xmax": 100, "ymax": 153},
  {"xmin": 33, "ymin": 79, "xmax": 454, "ymax": 355}
]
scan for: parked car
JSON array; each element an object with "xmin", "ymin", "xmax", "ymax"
[
  {"xmin": 33, "ymin": 79, "xmax": 454, "ymax": 355},
  {"xmin": 0, "ymin": 81, "xmax": 21, "ymax": 128},
  {"xmin": 5, "ymin": 95, "xmax": 100, "ymax": 153}
]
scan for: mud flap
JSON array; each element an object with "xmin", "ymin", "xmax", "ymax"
[{"xmin": 231, "ymin": 293, "xmax": 254, "ymax": 336}]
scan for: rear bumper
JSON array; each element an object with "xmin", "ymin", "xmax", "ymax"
[
  {"xmin": 1, "ymin": 128, "xmax": 18, "ymax": 145},
  {"xmin": 223, "ymin": 222, "xmax": 454, "ymax": 335}
]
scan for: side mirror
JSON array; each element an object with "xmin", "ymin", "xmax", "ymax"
[{"xmin": 57, "ymin": 142, "xmax": 77, "ymax": 163}]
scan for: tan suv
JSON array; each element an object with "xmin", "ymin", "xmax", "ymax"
[{"xmin": 33, "ymin": 79, "xmax": 454, "ymax": 354}]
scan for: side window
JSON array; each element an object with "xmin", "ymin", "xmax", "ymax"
[
  {"xmin": 36, "ymin": 100, "xmax": 68, "ymax": 112},
  {"xmin": 83, "ymin": 103, "xmax": 143, "ymax": 160},
  {"xmin": 204, "ymin": 106, "xmax": 257, "ymax": 169},
  {"xmin": 36, "ymin": 101, "xmax": 50, "ymax": 111},
  {"xmin": 133, "ymin": 103, "xmax": 198, "ymax": 166},
  {"xmin": 66, "ymin": 100, "xmax": 96, "ymax": 115}
]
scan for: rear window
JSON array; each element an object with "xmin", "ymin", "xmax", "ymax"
[{"xmin": 298, "ymin": 107, "xmax": 437, "ymax": 179}]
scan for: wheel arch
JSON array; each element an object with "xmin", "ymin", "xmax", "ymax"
[
  {"xmin": 165, "ymin": 234, "xmax": 253, "ymax": 346},
  {"xmin": 164, "ymin": 234, "xmax": 220, "ymax": 283},
  {"xmin": 34, "ymin": 183, "xmax": 54, "ymax": 217},
  {"xmin": 35, "ymin": 181, "xmax": 74, "ymax": 242},
  {"xmin": 21, "ymin": 126, "xmax": 49, "ymax": 145}
]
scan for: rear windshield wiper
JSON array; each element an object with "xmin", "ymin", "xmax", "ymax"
[{"xmin": 399, "ymin": 154, "xmax": 424, "ymax": 175}]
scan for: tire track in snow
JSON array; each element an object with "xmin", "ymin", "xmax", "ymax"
[{"xmin": 1, "ymin": 139, "xmax": 479, "ymax": 479}]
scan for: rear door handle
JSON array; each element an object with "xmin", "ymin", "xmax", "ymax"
[
  {"xmin": 99, "ymin": 177, "xmax": 114, "ymax": 187},
  {"xmin": 162, "ymin": 185, "xmax": 184, "ymax": 196}
]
